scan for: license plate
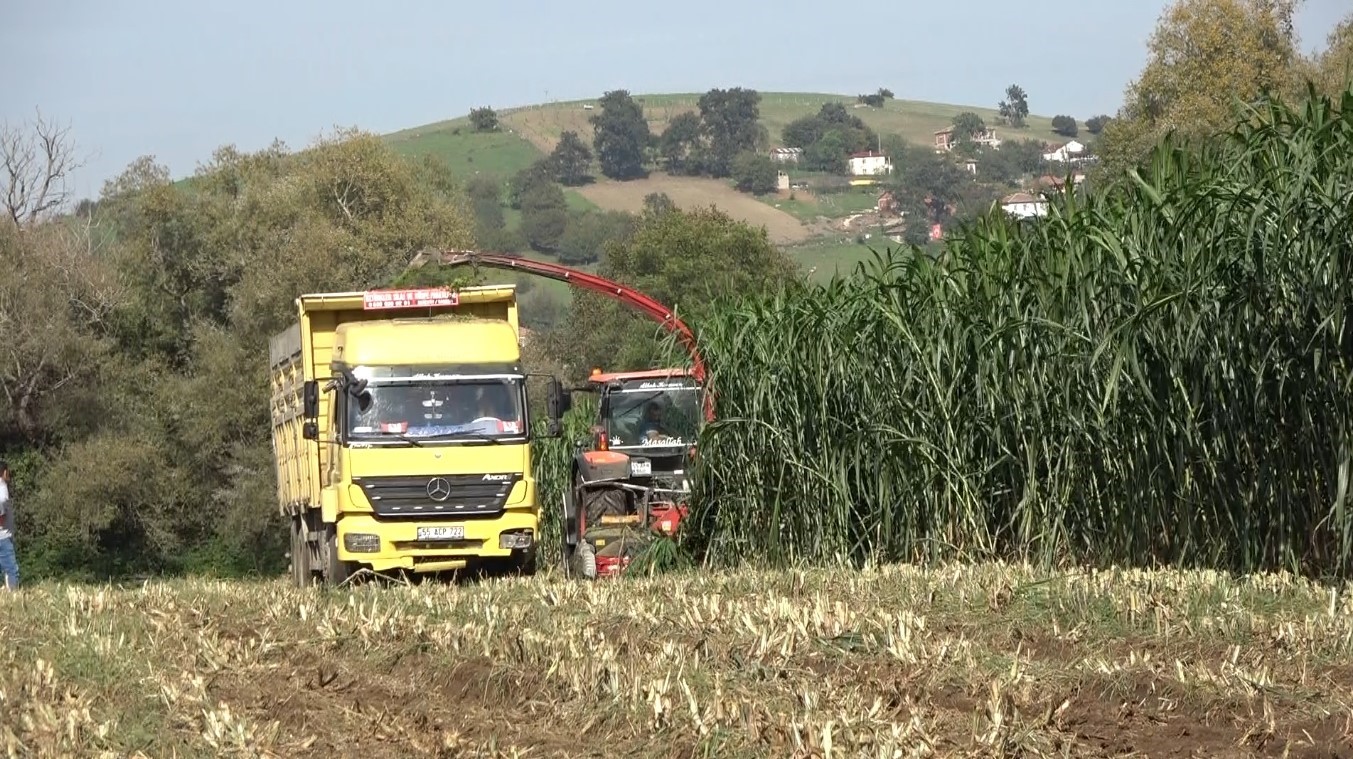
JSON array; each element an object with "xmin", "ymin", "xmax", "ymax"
[
  {"xmin": 630, "ymin": 460, "xmax": 651, "ymax": 476},
  {"xmin": 417, "ymin": 525, "xmax": 465, "ymax": 541}
]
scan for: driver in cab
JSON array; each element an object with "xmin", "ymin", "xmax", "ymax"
[{"xmin": 639, "ymin": 401, "xmax": 669, "ymax": 443}]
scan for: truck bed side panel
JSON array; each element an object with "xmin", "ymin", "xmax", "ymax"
[{"xmin": 268, "ymin": 322, "xmax": 315, "ymax": 514}]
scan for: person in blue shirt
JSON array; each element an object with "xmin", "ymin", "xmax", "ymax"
[{"xmin": 0, "ymin": 461, "xmax": 17, "ymax": 591}]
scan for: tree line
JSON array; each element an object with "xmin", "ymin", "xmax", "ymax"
[{"xmin": 0, "ymin": 117, "xmax": 797, "ymax": 581}]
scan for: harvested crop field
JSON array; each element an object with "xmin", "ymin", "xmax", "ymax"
[
  {"xmin": 4, "ymin": 563, "xmax": 1352, "ymax": 757},
  {"xmin": 574, "ymin": 174, "xmax": 814, "ymax": 245}
]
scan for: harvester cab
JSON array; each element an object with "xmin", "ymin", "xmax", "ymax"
[{"xmin": 560, "ymin": 368, "xmax": 703, "ymax": 579}]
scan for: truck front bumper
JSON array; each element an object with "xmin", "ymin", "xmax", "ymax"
[{"xmin": 335, "ymin": 510, "xmax": 538, "ymax": 573}]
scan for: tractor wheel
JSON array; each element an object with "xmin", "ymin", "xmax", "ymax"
[
  {"xmin": 571, "ymin": 539, "xmax": 597, "ymax": 580},
  {"xmin": 582, "ymin": 488, "xmax": 627, "ymax": 524}
]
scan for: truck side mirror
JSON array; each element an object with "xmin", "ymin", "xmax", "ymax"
[
  {"xmin": 545, "ymin": 377, "xmax": 566, "ymax": 437},
  {"xmin": 302, "ymin": 421, "xmax": 319, "ymax": 440},
  {"xmin": 303, "ymin": 380, "xmax": 319, "ymax": 419}
]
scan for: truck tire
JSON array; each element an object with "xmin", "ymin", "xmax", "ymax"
[
  {"xmin": 319, "ymin": 522, "xmax": 354, "ymax": 587},
  {"xmin": 289, "ymin": 515, "xmax": 312, "ymax": 588}
]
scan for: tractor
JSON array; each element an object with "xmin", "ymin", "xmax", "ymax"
[
  {"xmin": 409, "ymin": 249, "xmax": 714, "ymax": 579},
  {"xmin": 557, "ymin": 367, "xmax": 704, "ymax": 578}
]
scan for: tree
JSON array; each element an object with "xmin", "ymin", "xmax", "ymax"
[
  {"xmin": 1095, "ymin": 0, "xmax": 1303, "ymax": 179},
  {"xmin": 659, "ymin": 112, "xmax": 704, "ymax": 175},
  {"xmin": 1051, "ymin": 115, "xmax": 1079, "ymax": 137},
  {"xmin": 1, "ymin": 110, "xmax": 82, "ymax": 227},
  {"xmin": 643, "ymin": 192, "xmax": 676, "ymax": 217},
  {"xmin": 998, "ymin": 85, "xmax": 1029, "ymax": 128},
  {"xmin": 547, "ymin": 130, "xmax": 593, "ymax": 186},
  {"xmin": 469, "ymin": 107, "xmax": 499, "ymax": 132},
  {"xmin": 518, "ymin": 180, "xmax": 568, "ymax": 251},
  {"xmin": 731, "ymin": 151, "xmax": 779, "ymax": 194},
  {"xmin": 590, "ymin": 90, "xmax": 651, "ymax": 180},
  {"xmin": 18, "ymin": 128, "xmax": 477, "ymax": 580},
  {"xmin": 1307, "ymin": 12, "xmax": 1353, "ymax": 95},
  {"xmin": 857, "ymin": 93, "xmax": 885, "ymax": 107},
  {"xmin": 507, "ymin": 160, "xmax": 554, "ymax": 209},
  {"xmin": 545, "ymin": 206, "xmax": 799, "ymax": 374},
  {"xmin": 1085, "ymin": 115, "xmax": 1112, "ymax": 134},
  {"xmin": 556, "ymin": 209, "xmax": 636, "ymax": 265},
  {"xmin": 697, "ymin": 87, "xmax": 763, "ymax": 178},
  {"xmin": 782, "ymin": 102, "xmax": 878, "ymax": 175},
  {"xmin": 951, "ymin": 112, "xmax": 987, "ymax": 142}
]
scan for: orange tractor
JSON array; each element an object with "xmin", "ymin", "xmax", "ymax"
[{"xmin": 413, "ymin": 250, "xmax": 712, "ymax": 578}]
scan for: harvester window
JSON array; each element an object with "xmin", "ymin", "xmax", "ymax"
[{"xmin": 604, "ymin": 388, "xmax": 700, "ymax": 448}]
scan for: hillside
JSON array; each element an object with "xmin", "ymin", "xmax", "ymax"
[{"xmin": 383, "ymin": 91, "xmax": 1072, "ymax": 283}]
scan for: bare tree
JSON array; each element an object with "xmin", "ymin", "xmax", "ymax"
[{"xmin": 1, "ymin": 109, "xmax": 83, "ymax": 228}]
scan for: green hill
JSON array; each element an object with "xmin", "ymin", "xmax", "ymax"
[{"xmin": 382, "ymin": 91, "xmax": 1069, "ymax": 283}]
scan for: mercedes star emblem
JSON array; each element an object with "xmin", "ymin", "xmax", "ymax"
[{"xmin": 426, "ymin": 477, "xmax": 452, "ymax": 502}]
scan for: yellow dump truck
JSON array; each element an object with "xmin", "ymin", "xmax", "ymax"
[{"xmin": 268, "ymin": 283, "xmax": 568, "ymax": 586}]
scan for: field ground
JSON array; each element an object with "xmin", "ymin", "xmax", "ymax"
[
  {"xmin": 4, "ymin": 563, "xmax": 1352, "ymax": 757},
  {"xmin": 575, "ymin": 174, "xmax": 817, "ymax": 245},
  {"xmin": 787, "ymin": 238, "xmax": 904, "ymax": 281}
]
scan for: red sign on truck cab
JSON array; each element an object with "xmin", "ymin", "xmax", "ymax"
[{"xmin": 362, "ymin": 288, "xmax": 459, "ymax": 310}]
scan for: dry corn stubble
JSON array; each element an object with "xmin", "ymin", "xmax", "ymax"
[{"xmin": 1, "ymin": 563, "xmax": 1351, "ymax": 757}]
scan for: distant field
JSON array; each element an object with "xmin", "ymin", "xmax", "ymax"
[
  {"xmin": 7, "ymin": 563, "xmax": 1350, "ymax": 757},
  {"xmin": 574, "ymin": 173, "xmax": 813, "ymax": 245},
  {"xmin": 497, "ymin": 91, "xmax": 1064, "ymax": 154},
  {"xmin": 385, "ymin": 121, "xmax": 543, "ymax": 178},
  {"xmin": 787, "ymin": 238, "xmax": 903, "ymax": 281}
]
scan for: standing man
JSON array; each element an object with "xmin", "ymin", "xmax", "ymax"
[{"xmin": 0, "ymin": 460, "xmax": 17, "ymax": 591}]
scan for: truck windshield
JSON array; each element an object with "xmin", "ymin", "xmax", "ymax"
[
  {"xmin": 604, "ymin": 386, "xmax": 701, "ymax": 448},
  {"xmin": 346, "ymin": 378, "xmax": 526, "ymax": 442}
]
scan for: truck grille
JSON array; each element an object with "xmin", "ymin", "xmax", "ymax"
[{"xmin": 351, "ymin": 473, "xmax": 522, "ymax": 518}]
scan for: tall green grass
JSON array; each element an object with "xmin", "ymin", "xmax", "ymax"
[
  {"xmin": 686, "ymin": 85, "xmax": 1353, "ymax": 579},
  {"xmin": 530, "ymin": 397, "xmax": 597, "ymax": 568}
]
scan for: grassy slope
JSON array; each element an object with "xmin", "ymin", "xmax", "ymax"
[
  {"xmin": 383, "ymin": 93, "xmax": 1068, "ymax": 287},
  {"xmin": 493, "ymin": 92, "xmax": 1063, "ymax": 153},
  {"xmin": 5, "ymin": 564, "xmax": 1350, "ymax": 757}
]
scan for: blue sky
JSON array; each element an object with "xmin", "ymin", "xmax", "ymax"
[{"xmin": 4, "ymin": 0, "xmax": 1348, "ymax": 200}]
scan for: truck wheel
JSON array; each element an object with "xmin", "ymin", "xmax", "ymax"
[
  {"xmin": 289, "ymin": 515, "xmax": 312, "ymax": 588},
  {"xmin": 319, "ymin": 523, "xmax": 354, "ymax": 587}
]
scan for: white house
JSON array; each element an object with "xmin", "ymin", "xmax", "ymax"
[
  {"xmin": 848, "ymin": 150, "xmax": 893, "ymax": 176},
  {"xmin": 1042, "ymin": 140, "xmax": 1085, "ymax": 163},
  {"xmin": 1000, "ymin": 192, "xmax": 1048, "ymax": 219},
  {"xmin": 770, "ymin": 147, "xmax": 803, "ymax": 163}
]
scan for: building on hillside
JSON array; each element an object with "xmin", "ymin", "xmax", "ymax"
[
  {"xmin": 963, "ymin": 158, "xmax": 978, "ymax": 175},
  {"xmin": 934, "ymin": 127, "xmax": 1002, "ymax": 152},
  {"xmin": 848, "ymin": 150, "xmax": 893, "ymax": 176},
  {"xmin": 777, "ymin": 170, "xmax": 790, "ymax": 191},
  {"xmin": 1000, "ymin": 192, "xmax": 1048, "ymax": 219},
  {"xmin": 1042, "ymin": 140, "xmax": 1086, "ymax": 163},
  {"xmin": 770, "ymin": 147, "xmax": 804, "ymax": 163}
]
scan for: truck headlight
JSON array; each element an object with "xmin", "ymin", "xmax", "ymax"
[
  {"xmin": 343, "ymin": 533, "xmax": 381, "ymax": 553},
  {"xmin": 499, "ymin": 530, "xmax": 534, "ymax": 550}
]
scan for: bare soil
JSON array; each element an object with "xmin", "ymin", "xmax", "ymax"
[{"xmin": 574, "ymin": 174, "xmax": 815, "ymax": 245}]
